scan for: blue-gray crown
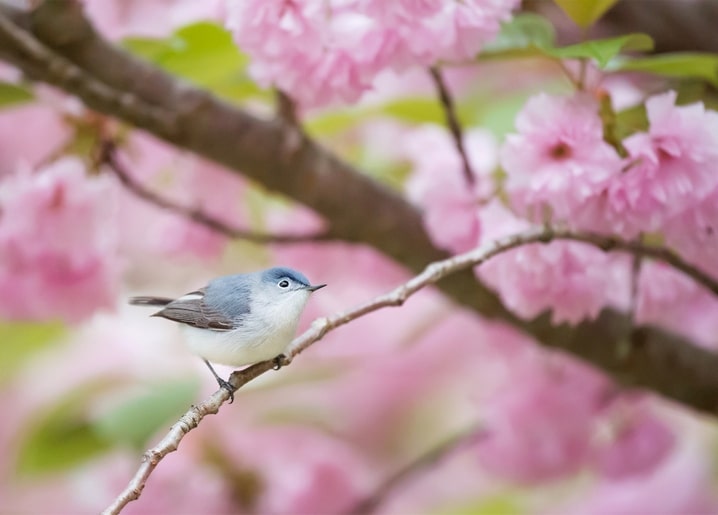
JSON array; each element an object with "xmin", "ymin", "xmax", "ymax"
[{"xmin": 261, "ymin": 267, "xmax": 311, "ymax": 287}]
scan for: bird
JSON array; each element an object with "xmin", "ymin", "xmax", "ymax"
[{"xmin": 130, "ymin": 267, "xmax": 326, "ymax": 401}]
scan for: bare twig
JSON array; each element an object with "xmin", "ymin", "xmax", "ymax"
[
  {"xmin": 99, "ymin": 142, "xmax": 331, "ymax": 244},
  {"xmin": 345, "ymin": 427, "xmax": 485, "ymax": 515},
  {"xmin": 102, "ymin": 226, "xmax": 718, "ymax": 515},
  {"xmin": 428, "ymin": 66, "xmax": 475, "ymax": 187}
]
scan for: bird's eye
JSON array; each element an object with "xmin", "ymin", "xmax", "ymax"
[{"xmin": 278, "ymin": 279, "xmax": 290, "ymax": 288}]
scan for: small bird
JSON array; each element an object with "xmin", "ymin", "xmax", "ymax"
[{"xmin": 130, "ymin": 267, "xmax": 326, "ymax": 401}]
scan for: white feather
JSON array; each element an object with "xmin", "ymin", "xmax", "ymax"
[
  {"xmin": 180, "ymin": 289, "xmax": 311, "ymax": 366},
  {"xmin": 176, "ymin": 293, "xmax": 204, "ymax": 302}
]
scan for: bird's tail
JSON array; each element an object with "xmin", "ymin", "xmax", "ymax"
[{"xmin": 129, "ymin": 296, "xmax": 173, "ymax": 307}]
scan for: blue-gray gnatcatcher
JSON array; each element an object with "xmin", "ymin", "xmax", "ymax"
[{"xmin": 130, "ymin": 267, "xmax": 326, "ymax": 401}]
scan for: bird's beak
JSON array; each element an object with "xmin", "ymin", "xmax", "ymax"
[{"xmin": 306, "ymin": 283, "xmax": 327, "ymax": 292}]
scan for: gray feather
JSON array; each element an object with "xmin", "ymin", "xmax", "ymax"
[{"xmin": 150, "ymin": 275, "xmax": 255, "ymax": 332}]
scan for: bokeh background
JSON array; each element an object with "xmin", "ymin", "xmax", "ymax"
[{"xmin": 2, "ymin": 1, "xmax": 718, "ymax": 514}]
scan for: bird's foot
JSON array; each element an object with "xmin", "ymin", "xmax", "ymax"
[
  {"xmin": 216, "ymin": 377, "xmax": 237, "ymax": 404},
  {"xmin": 272, "ymin": 354, "xmax": 287, "ymax": 370}
]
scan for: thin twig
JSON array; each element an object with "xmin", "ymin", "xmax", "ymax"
[
  {"xmin": 345, "ymin": 427, "xmax": 485, "ymax": 515},
  {"xmin": 102, "ymin": 226, "xmax": 718, "ymax": 515},
  {"xmin": 99, "ymin": 142, "xmax": 331, "ymax": 244},
  {"xmin": 428, "ymin": 66, "xmax": 475, "ymax": 187}
]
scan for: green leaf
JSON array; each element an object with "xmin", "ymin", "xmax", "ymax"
[
  {"xmin": 93, "ymin": 379, "xmax": 199, "ymax": 449},
  {"xmin": 122, "ymin": 22, "xmax": 269, "ymax": 103},
  {"xmin": 15, "ymin": 380, "xmax": 118, "ymax": 476},
  {"xmin": 306, "ymin": 97, "xmax": 445, "ymax": 137},
  {"xmin": 545, "ymin": 33, "xmax": 654, "ymax": 68},
  {"xmin": 432, "ymin": 494, "xmax": 521, "ymax": 515},
  {"xmin": 614, "ymin": 52, "xmax": 718, "ymax": 87},
  {"xmin": 482, "ymin": 13, "xmax": 556, "ymax": 57},
  {"xmin": 554, "ymin": 0, "xmax": 620, "ymax": 28},
  {"xmin": 0, "ymin": 82, "xmax": 34, "ymax": 109},
  {"xmin": 379, "ymin": 97, "xmax": 446, "ymax": 125},
  {"xmin": 614, "ymin": 104, "xmax": 649, "ymax": 140},
  {"xmin": 0, "ymin": 322, "xmax": 64, "ymax": 382}
]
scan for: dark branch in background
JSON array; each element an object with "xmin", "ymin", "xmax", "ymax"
[
  {"xmin": 98, "ymin": 142, "xmax": 331, "ymax": 244},
  {"xmin": 103, "ymin": 226, "xmax": 718, "ymax": 514},
  {"xmin": 2, "ymin": 3, "xmax": 718, "ymax": 417},
  {"xmin": 275, "ymin": 89, "xmax": 300, "ymax": 127},
  {"xmin": 429, "ymin": 66, "xmax": 476, "ymax": 187},
  {"xmin": 524, "ymin": 0, "xmax": 718, "ymax": 55},
  {"xmin": 345, "ymin": 427, "xmax": 485, "ymax": 515}
]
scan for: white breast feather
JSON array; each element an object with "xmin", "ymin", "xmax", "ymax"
[{"xmin": 181, "ymin": 290, "xmax": 311, "ymax": 366}]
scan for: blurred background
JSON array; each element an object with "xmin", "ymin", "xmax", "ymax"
[{"xmin": 2, "ymin": 1, "xmax": 718, "ymax": 514}]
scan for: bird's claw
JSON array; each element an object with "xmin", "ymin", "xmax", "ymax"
[
  {"xmin": 217, "ymin": 377, "xmax": 237, "ymax": 404},
  {"xmin": 272, "ymin": 354, "xmax": 286, "ymax": 370}
]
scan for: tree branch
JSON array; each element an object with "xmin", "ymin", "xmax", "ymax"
[
  {"xmin": 99, "ymin": 141, "xmax": 331, "ymax": 244},
  {"xmin": 428, "ymin": 66, "xmax": 475, "ymax": 187},
  {"xmin": 2, "ymin": 3, "xmax": 718, "ymax": 418},
  {"xmin": 345, "ymin": 427, "xmax": 485, "ymax": 515},
  {"xmin": 103, "ymin": 226, "xmax": 718, "ymax": 514}
]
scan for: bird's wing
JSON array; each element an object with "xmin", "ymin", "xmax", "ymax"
[{"xmin": 151, "ymin": 289, "xmax": 237, "ymax": 331}]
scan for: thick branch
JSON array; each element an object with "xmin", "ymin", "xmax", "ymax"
[
  {"xmin": 1, "ymin": 3, "xmax": 718, "ymax": 417},
  {"xmin": 103, "ymin": 227, "xmax": 718, "ymax": 513}
]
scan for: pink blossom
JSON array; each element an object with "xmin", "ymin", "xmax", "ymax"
[
  {"xmin": 591, "ymin": 400, "xmax": 675, "ymax": 480},
  {"xmin": 476, "ymin": 356, "xmax": 609, "ymax": 483},
  {"xmin": 225, "ymin": 0, "xmax": 518, "ymax": 107},
  {"xmin": 663, "ymin": 187, "xmax": 718, "ymax": 278},
  {"xmin": 478, "ymin": 203, "xmax": 628, "ymax": 324},
  {"xmin": 632, "ymin": 261, "xmax": 718, "ymax": 349},
  {"xmin": 501, "ymin": 93, "xmax": 623, "ymax": 223},
  {"xmin": 226, "ymin": 1, "xmax": 378, "ymax": 107},
  {"xmin": 0, "ymin": 103, "xmax": 71, "ymax": 177},
  {"xmin": 581, "ymin": 91, "xmax": 718, "ymax": 237},
  {"xmin": 0, "ymin": 158, "xmax": 120, "ymax": 322},
  {"xmin": 405, "ymin": 125, "xmax": 498, "ymax": 253}
]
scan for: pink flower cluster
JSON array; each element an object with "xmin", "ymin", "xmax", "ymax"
[
  {"xmin": 225, "ymin": 0, "xmax": 518, "ymax": 106},
  {"xmin": 0, "ymin": 158, "xmax": 120, "ymax": 322},
  {"xmin": 503, "ymin": 91, "xmax": 718, "ymax": 241},
  {"xmin": 476, "ymin": 353, "xmax": 677, "ymax": 485},
  {"xmin": 410, "ymin": 89, "xmax": 718, "ymax": 329}
]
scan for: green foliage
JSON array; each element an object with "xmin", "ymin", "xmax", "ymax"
[
  {"xmin": 614, "ymin": 104, "xmax": 649, "ymax": 140},
  {"xmin": 482, "ymin": 13, "xmax": 556, "ymax": 58},
  {"xmin": 433, "ymin": 494, "xmax": 521, "ymax": 515},
  {"xmin": 93, "ymin": 378, "xmax": 199, "ymax": 449},
  {"xmin": 15, "ymin": 380, "xmax": 118, "ymax": 476},
  {"xmin": 122, "ymin": 22, "xmax": 269, "ymax": 103},
  {"xmin": 614, "ymin": 53, "xmax": 718, "ymax": 88},
  {"xmin": 483, "ymin": 15, "xmax": 653, "ymax": 69},
  {"xmin": 554, "ymin": 0, "xmax": 621, "ymax": 28},
  {"xmin": 0, "ymin": 82, "xmax": 34, "ymax": 109},
  {"xmin": 16, "ymin": 377, "xmax": 199, "ymax": 475},
  {"xmin": 0, "ymin": 322, "xmax": 64, "ymax": 383},
  {"xmin": 544, "ymin": 34, "xmax": 654, "ymax": 69}
]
